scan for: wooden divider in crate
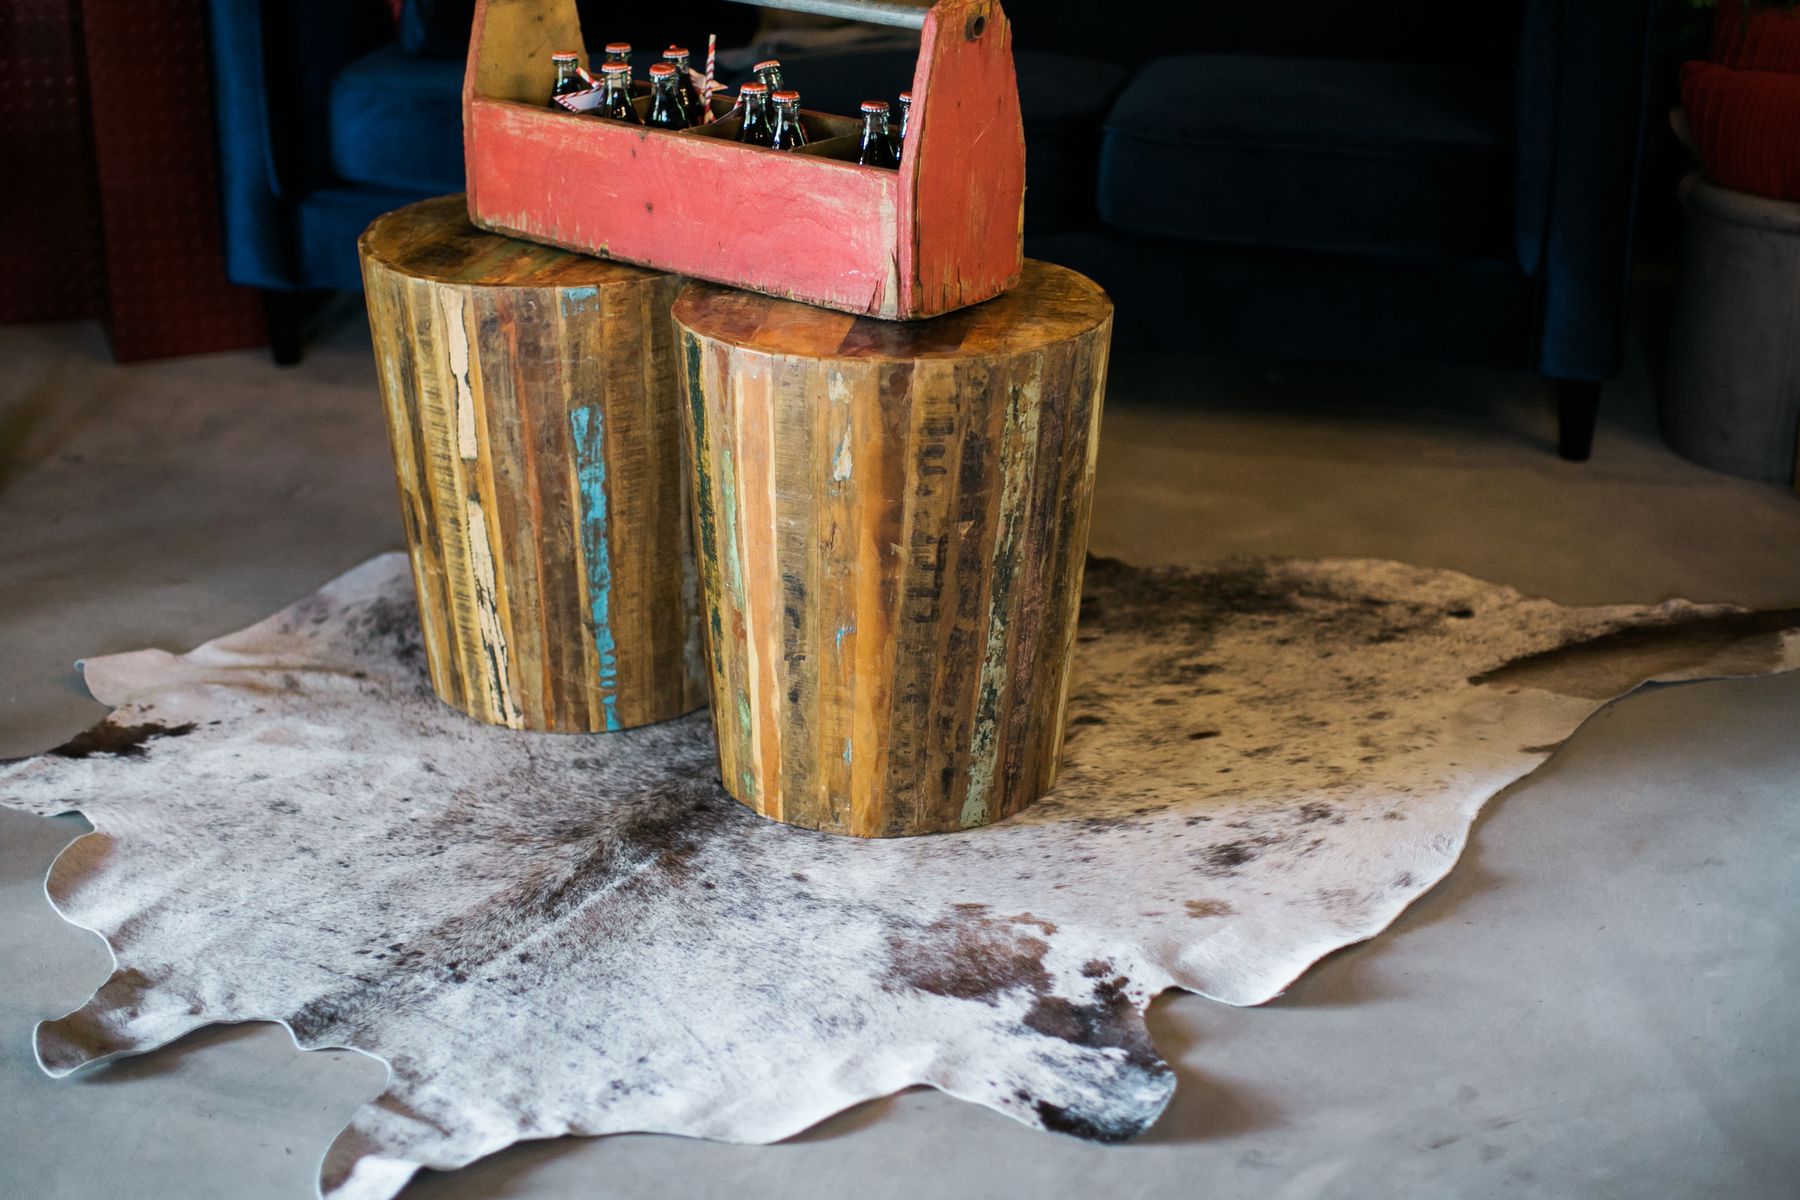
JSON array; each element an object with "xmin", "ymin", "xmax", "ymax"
[{"xmin": 462, "ymin": 0, "xmax": 1024, "ymax": 320}]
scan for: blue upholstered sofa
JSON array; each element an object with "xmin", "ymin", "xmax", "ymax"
[{"xmin": 210, "ymin": 0, "xmax": 1658, "ymax": 459}]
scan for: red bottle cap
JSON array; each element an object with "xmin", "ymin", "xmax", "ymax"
[
  {"xmin": 604, "ymin": 42, "xmax": 631, "ymax": 54},
  {"xmin": 899, "ymin": 91, "xmax": 913, "ymax": 102},
  {"xmin": 664, "ymin": 46, "xmax": 689, "ymax": 59},
  {"xmin": 600, "ymin": 61, "xmax": 630, "ymax": 75},
  {"xmin": 754, "ymin": 59, "xmax": 782, "ymax": 72},
  {"xmin": 552, "ymin": 51, "xmax": 579, "ymax": 61},
  {"xmin": 649, "ymin": 62, "xmax": 676, "ymax": 77},
  {"xmin": 860, "ymin": 100, "xmax": 890, "ymax": 113},
  {"xmin": 739, "ymin": 81, "xmax": 769, "ymax": 94},
  {"xmin": 771, "ymin": 89, "xmax": 800, "ymax": 104}
]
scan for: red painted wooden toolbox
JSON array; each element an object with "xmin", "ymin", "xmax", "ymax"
[{"xmin": 463, "ymin": 0, "xmax": 1025, "ymax": 320}]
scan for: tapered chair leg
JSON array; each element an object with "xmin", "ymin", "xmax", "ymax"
[
  {"xmin": 262, "ymin": 289, "xmax": 306, "ymax": 366},
  {"xmin": 1555, "ymin": 380, "xmax": 1601, "ymax": 461}
]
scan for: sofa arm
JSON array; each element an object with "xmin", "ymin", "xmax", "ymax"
[
  {"xmin": 207, "ymin": 0, "xmax": 394, "ymax": 290},
  {"xmin": 208, "ymin": 0, "xmax": 293, "ymax": 287},
  {"xmin": 1515, "ymin": 0, "xmax": 1659, "ymax": 381}
]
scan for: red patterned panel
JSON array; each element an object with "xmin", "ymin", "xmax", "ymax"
[
  {"xmin": 0, "ymin": 0, "xmax": 105, "ymax": 323},
  {"xmin": 79, "ymin": 0, "xmax": 265, "ymax": 360}
]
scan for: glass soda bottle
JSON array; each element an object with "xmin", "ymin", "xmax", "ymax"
[
  {"xmin": 894, "ymin": 91, "xmax": 912, "ymax": 161},
  {"xmin": 646, "ymin": 62, "xmax": 690, "ymax": 130},
  {"xmin": 753, "ymin": 59, "xmax": 783, "ymax": 91},
  {"xmin": 736, "ymin": 81, "xmax": 774, "ymax": 147},
  {"xmin": 663, "ymin": 46, "xmax": 704, "ymax": 124},
  {"xmin": 769, "ymin": 90, "xmax": 807, "ymax": 150},
  {"xmin": 856, "ymin": 100, "xmax": 899, "ymax": 168},
  {"xmin": 597, "ymin": 62, "xmax": 641, "ymax": 124},
  {"xmin": 550, "ymin": 52, "xmax": 584, "ymax": 107},
  {"xmin": 603, "ymin": 42, "xmax": 632, "ymax": 69}
]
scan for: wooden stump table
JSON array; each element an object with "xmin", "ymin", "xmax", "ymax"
[
  {"xmin": 674, "ymin": 260, "xmax": 1113, "ymax": 836},
  {"xmin": 360, "ymin": 195, "xmax": 706, "ymax": 732}
]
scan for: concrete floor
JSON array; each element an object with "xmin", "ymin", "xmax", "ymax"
[{"xmin": 2, "ymin": 310, "xmax": 1798, "ymax": 1200}]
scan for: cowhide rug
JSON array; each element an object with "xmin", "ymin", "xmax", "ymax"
[{"xmin": 4, "ymin": 553, "xmax": 1797, "ymax": 1200}]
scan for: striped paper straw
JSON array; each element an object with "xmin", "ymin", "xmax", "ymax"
[{"xmin": 703, "ymin": 34, "xmax": 717, "ymax": 123}]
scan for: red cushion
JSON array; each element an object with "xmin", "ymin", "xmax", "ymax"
[
  {"xmin": 1681, "ymin": 60, "xmax": 1800, "ymax": 202},
  {"xmin": 1709, "ymin": 0, "xmax": 1800, "ymax": 73}
]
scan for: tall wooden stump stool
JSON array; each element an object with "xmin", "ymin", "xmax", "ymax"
[
  {"xmin": 360, "ymin": 195, "xmax": 706, "ymax": 732},
  {"xmin": 674, "ymin": 260, "xmax": 1113, "ymax": 836}
]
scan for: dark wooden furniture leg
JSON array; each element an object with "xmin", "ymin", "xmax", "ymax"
[
  {"xmin": 1556, "ymin": 380, "xmax": 1600, "ymax": 462},
  {"xmin": 263, "ymin": 289, "xmax": 305, "ymax": 366}
]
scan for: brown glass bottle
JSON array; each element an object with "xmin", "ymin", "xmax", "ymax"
[
  {"xmin": 769, "ymin": 90, "xmax": 807, "ymax": 151},
  {"xmin": 856, "ymin": 100, "xmax": 899, "ymax": 168},
  {"xmin": 894, "ymin": 91, "xmax": 912, "ymax": 161},
  {"xmin": 550, "ymin": 52, "xmax": 585, "ymax": 106},
  {"xmin": 597, "ymin": 62, "xmax": 641, "ymax": 124},
  {"xmin": 646, "ymin": 63, "xmax": 690, "ymax": 130},
  {"xmin": 736, "ymin": 82, "xmax": 774, "ymax": 147},
  {"xmin": 663, "ymin": 46, "xmax": 704, "ymax": 124}
]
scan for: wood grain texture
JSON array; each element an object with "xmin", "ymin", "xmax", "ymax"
[
  {"xmin": 462, "ymin": 0, "xmax": 1022, "ymax": 320},
  {"xmin": 898, "ymin": 0, "xmax": 1025, "ymax": 317},
  {"xmin": 360, "ymin": 195, "xmax": 706, "ymax": 732},
  {"xmin": 674, "ymin": 259, "xmax": 1112, "ymax": 835}
]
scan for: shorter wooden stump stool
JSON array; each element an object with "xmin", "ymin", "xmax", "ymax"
[
  {"xmin": 674, "ymin": 260, "xmax": 1113, "ymax": 836},
  {"xmin": 361, "ymin": 195, "xmax": 706, "ymax": 732}
]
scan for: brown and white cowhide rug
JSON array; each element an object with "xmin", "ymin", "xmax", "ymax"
[{"xmin": 4, "ymin": 553, "xmax": 1798, "ymax": 1200}]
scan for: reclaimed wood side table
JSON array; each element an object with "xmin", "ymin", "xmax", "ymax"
[
  {"xmin": 360, "ymin": 195, "xmax": 706, "ymax": 732},
  {"xmin": 674, "ymin": 260, "xmax": 1113, "ymax": 836}
]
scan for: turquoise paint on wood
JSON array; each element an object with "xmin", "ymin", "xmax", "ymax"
[
  {"xmin": 569, "ymin": 405, "xmax": 620, "ymax": 730},
  {"xmin": 560, "ymin": 285, "xmax": 599, "ymax": 317}
]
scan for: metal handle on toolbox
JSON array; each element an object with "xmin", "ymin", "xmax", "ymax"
[{"xmin": 723, "ymin": 0, "xmax": 933, "ymax": 32}]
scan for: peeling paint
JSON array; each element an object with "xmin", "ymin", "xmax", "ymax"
[
  {"xmin": 439, "ymin": 289, "xmax": 478, "ymax": 460},
  {"xmin": 831, "ymin": 427, "xmax": 853, "ymax": 482},
  {"xmin": 963, "ymin": 376, "xmax": 1041, "ymax": 828},
  {"xmin": 464, "ymin": 496, "xmax": 522, "ymax": 728},
  {"xmin": 684, "ymin": 338, "xmax": 725, "ymax": 645},
  {"xmin": 559, "ymin": 285, "xmax": 599, "ymax": 317},
  {"xmin": 569, "ymin": 406, "xmax": 619, "ymax": 730},
  {"xmin": 829, "ymin": 374, "xmax": 855, "ymax": 487},
  {"xmin": 718, "ymin": 443, "xmax": 753, "ymax": 798}
]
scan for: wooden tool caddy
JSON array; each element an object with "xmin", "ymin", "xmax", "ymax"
[{"xmin": 463, "ymin": 0, "xmax": 1025, "ymax": 319}]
